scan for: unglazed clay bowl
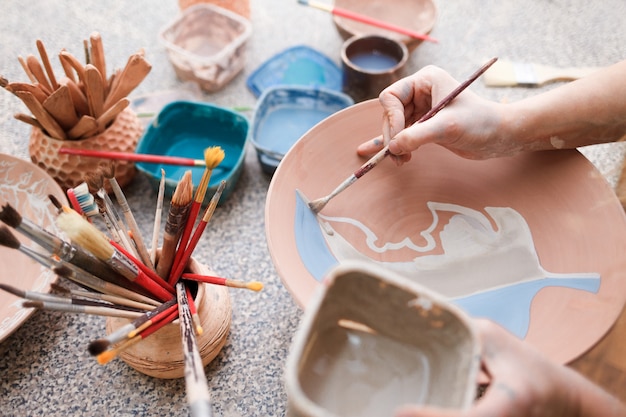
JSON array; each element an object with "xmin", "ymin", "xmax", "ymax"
[
  {"xmin": 106, "ymin": 255, "xmax": 231, "ymax": 379},
  {"xmin": 28, "ymin": 107, "xmax": 141, "ymax": 191},
  {"xmin": 285, "ymin": 261, "xmax": 480, "ymax": 416},
  {"xmin": 250, "ymin": 86, "xmax": 353, "ymax": 175},
  {"xmin": 159, "ymin": 3, "xmax": 252, "ymax": 92},
  {"xmin": 332, "ymin": 0, "xmax": 437, "ymax": 52},
  {"xmin": 0, "ymin": 154, "xmax": 68, "ymax": 342},
  {"xmin": 265, "ymin": 98, "xmax": 626, "ymax": 365},
  {"xmin": 135, "ymin": 100, "xmax": 249, "ymax": 203}
]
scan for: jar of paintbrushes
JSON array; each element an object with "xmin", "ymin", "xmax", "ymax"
[{"xmin": 2, "ymin": 33, "xmax": 149, "ymax": 191}]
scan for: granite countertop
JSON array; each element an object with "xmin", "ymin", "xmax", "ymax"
[{"xmin": 1, "ymin": 1, "xmax": 625, "ymax": 416}]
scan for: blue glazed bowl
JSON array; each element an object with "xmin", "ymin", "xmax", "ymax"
[
  {"xmin": 246, "ymin": 45, "xmax": 343, "ymax": 98},
  {"xmin": 135, "ymin": 100, "xmax": 249, "ymax": 203},
  {"xmin": 250, "ymin": 86, "xmax": 354, "ymax": 175}
]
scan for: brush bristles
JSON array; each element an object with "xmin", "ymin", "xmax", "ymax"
[
  {"xmin": 56, "ymin": 209, "xmax": 114, "ymax": 261},
  {"xmin": 204, "ymin": 146, "xmax": 225, "ymax": 169},
  {"xmin": 88, "ymin": 339, "xmax": 111, "ymax": 356},
  {"xmin": 308, "ymin": 198, "xmax": 328, "ymax": 214},
  {"xmin": 172, "ymin": 171, "xmax": 193, "ymax": 206},
  {"xmin": 0, "ymin": 225, "xmax": 21, "ymax": 249},
  {"xmin": 0, "ymin": 203, "xmax": 21, "ymax": 228},
  {"xmin": 73, "ymin": 182, "xmax": 99, "ymax": 217}
]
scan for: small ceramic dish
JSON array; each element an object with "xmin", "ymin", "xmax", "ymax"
[
  {"xmin": 285, "ymin": 261, "xmax": 480, "ymax": 416},
  {"xmin": 159, "ymin": 3, "xmax": 252, "ymax": 92},
  {"xmin": 246, "ymin": 45, "xmax": 343, "ymax": 97},
  {"xmin": 332, "ymin": 0, "xmax": 437, "ymax": 52},
  {"xmin": 135, "ymin": 101, "xmax": 249, "ymax": 202},
  {"xmin": 250, "ymin": 86, "xmax": 353, "ymax": 175},
  {"xmin": 0, "ymin": 154, "xmax": 68, "ymax": 342},
  {"xmin": 265, "ymin": 99, "xmax": 626, "ymax": 366}
]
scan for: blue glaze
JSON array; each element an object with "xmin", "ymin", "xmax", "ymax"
[
  {"xmin": 135, "ymin": 101, "xmax": 249, "ymax": 203},
  {"xmin": 348, "ymin": 51, "xmax": 399, "ymax": 71},
  {"xmin": 453, "ymin": 277, "xmax": 600, "ymax": 338},
  {"xmin": 251, "ymin": 86, "xmax": 353, "ymax": 174},
  {"xmin": 293, "ymin": 191, "xmax": 601, "ymax": 338},
  {"xmin": 246, "ymin": 45, "xmax": 343, "ymax": 97}
]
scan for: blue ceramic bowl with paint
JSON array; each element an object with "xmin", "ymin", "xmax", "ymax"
[
  {"xmin": 135, "ymin": 100, "xmax": 249, "ymax": 202},
  {"xmin": 246, "ymin": 45, "xmax": 343, "ymax": 97},
  {"xmin": 250, "ymin": 86, "xmax": 354, "ymax": 174}
]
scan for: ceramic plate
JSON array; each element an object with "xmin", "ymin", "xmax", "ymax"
[
  {"xmin": 0, "ymin": 154, "xmax": 68, "ymax": 343},
  {"xmin": 265, "ymin": 99, "xmax": 626, "ymax": 364},
  {"xmin": 246, "ymin": 45, "xmax": 343, "ymax": 97}
]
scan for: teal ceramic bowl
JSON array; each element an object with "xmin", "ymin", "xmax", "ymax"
[{"xmin": 135, "ymin": 100, "xmax": 249, "ymax": 203}]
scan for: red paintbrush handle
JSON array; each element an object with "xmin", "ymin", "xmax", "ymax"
[
  {"xmin": 332, "ymin": 6, "xmax": 437, "ymax": 43},
  {"xmin": 168, "ymin": 202, "xmax": 201, "ymax": 285},
  {"xmin": 170, "ymin": 220, "xmax": 208, "ymax": 285},
  {"xmin": 140, "ymin": 309, "xmax": 178, "ymax": 338},
  {"xmin": 110, "ymin": 240, "xmax": 175, "ymax": 294},
  {"xmin": 183, "ymin": 273, "xmax": 227, "ymax": 286},
  {"xmin": 59, "ymin": 147, "xmax": 200, "ymax": 166}
]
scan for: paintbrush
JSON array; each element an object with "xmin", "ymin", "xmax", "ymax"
[
  {"xmin": 23, "ymin": 300, "xmax": 142, "ymax": 319},
  {"xmin": 308, "ymin": 57, "xmax": 498, "ymax": 214},
  {"xmin": 51, "ymin": 283, "xmax": 155, "ymax": 311},
  {"xmin": 169, "ymin": 147, "xmax": 225, "ymax": 285},
  {"xmin": 176, "ymin": 281, "xmax": 214, "ymax": 417},
  {"xmin": 169, "ymin": 181, "xmax": 226, "ymax": 285},
  {"xmin": 186, "ymin": 284, "xmax": 203, "ymax": 336},
  {"xmin": 53, "ymin": 264, "xmax": 161, "ymax": 308},
  {"xmin": 0, "ymin": 203, "xmax": 130, "ymax": 285},
  {"xmin": 96, "ymin": 308, "xmax": 178, "ymax": 365},
  {"xmin": 58, "ymin": 148, "xmax": 225, "ymax": 167},
  {"xmin": 0, "ymin": 282, "xmax": 144, "ymax": 313},
  {"xmin": 88, "ymin": 297, "xmax": 177, "ymax": 355},
  {"xmin": 183, "ymin": 273, "xmax": 264, "ymax": 292},
  {"xmin": 297, "ymin": 0, "xmax": 437, "ymax": 43},
  {"xmin": 104, "ymin": 164, "xmax": 154, "ymax": 269},
  {"xmin": 482, "ymin": 59, "xmax": 601, "ymax": 87},
  {"xmin": 151, "ymin": 168, "xmax": 166, "ymax": 266},
  {"xmin": 56, "ymin": 208, "xmax": 173, "ymax": 302},
  {"xmin": 156, "ymin": 170, "xmax": 193, "ymax": 279}
]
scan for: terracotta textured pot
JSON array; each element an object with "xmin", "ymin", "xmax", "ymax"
[
  {"xmin": 106, "ymin": 256, "xmax": 232, "ymax": 379},
  {"xmin": 28, "ymin": 107, "xmax": 142, "ymax": 191}
]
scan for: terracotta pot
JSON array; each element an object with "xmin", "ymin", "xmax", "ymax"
[
  {"xmin": 28, "ymin": 107, "xmax": 142, "ymax": 191},
  {"xmin": 106, "ymin": 255, "xmax": 232, "ymax": 379}
]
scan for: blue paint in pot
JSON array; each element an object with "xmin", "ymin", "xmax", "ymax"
[
  {"xmin": 135, "ymin": 100, "xmax": 249, "ymax": 203},
  {"xmin": 251, "ymin": 86, "xmax": 353, "ymax": 174},
  {"xmin": 348, "ymin": 51, "xmax": 399, "ymax": 71}
]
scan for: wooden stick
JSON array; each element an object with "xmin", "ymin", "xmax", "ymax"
[
  {"xmin": 89, "ymin": 32, "xmax": 107, "ymax": 87},
  {"xmin": 67, "ymin": 115, "xmax": 98, "ymax": 140},
  {"xmin": 59, "ymin": 51, "xmax": 86, "ymax": 83},
  {"xmin": 6, "ymin": 82, "xmax": 49, "ymax": 103},
  {"xmin": 15, "ymin": 90, "xmax": 67, "ymax": 140},
  {"xmin": 84, "ymin": 64, "xmax": 104, "ymax": 118},
  {"xmin": 95, "ymin": 98, "xmax": 129, "ymax": 133},
  {"xmin": 103, "ymin": 52, "xmax": 151, "ymax": 111},
  {"xmin": 26, "ymin": 54, "xmax": 53, "ymax": 92},
  {"xmin": 17, "ymin": 55, "xmax": 37, "ymax": 83},
  {"xmin": 58, "ymin": 48, "xmax": 76, "ymax": 83},
  {"xmin": 14, "ymin": 112, "xmax": 44, "ymax": 130},
  {"xmin": 36, "ymin": 39, "xmax": 59, "ymax": 90},
  {"xmin": 42, "ymin": 85, "xmax": 79, "ymax": 130},
  {"xmin": 58, "ymin": 76, "xmax": 90, "ymax": 117}
]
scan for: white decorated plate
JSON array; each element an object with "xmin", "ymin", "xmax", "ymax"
[{"xmin": 0, "ymin": 153, "xmax": 67, "ymax": 343}]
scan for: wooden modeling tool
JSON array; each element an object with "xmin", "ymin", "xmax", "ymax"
[
  {"xmin": 308, "ymin": 57, "xmax": 498, "ymax": 214},
  {"xmin": 483, "ymin": 59, "xmax": 601, "ymax": 87}
]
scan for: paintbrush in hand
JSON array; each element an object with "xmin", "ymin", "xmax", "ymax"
[{"xmin": 308, "ymin": 57, "xmax": 498, "ymax": 214}]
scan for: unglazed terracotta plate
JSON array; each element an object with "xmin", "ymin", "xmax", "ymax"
[
  {"xmin": 265, "ymin": 99, "xmax": 626, "ymax": 364},
  {"xmin": 332, "ymin": 0, "xmax": 437, "ymax": 51},
  {"xmin": 0, "ymin": 154, "xmax": 68, "ymax": 343}
]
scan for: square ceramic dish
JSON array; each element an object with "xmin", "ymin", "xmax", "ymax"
[
  {"xmin": 135, "ymin": 100, "xmax": 248, "ymax": 202},
  {"xmin": 159, "ymin": 3, "xmax": 252, "ymax": 92},
  {"xmin": 246, "ymin": 45, "xmax": 343, "ymax": 97},
  {"xmin": 250, "ymin": 86, "xmax": 353, "ymax": 175},
  {"xmin": 285, "ymin": 261, "xmax": 480, "ymax": 416}
]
